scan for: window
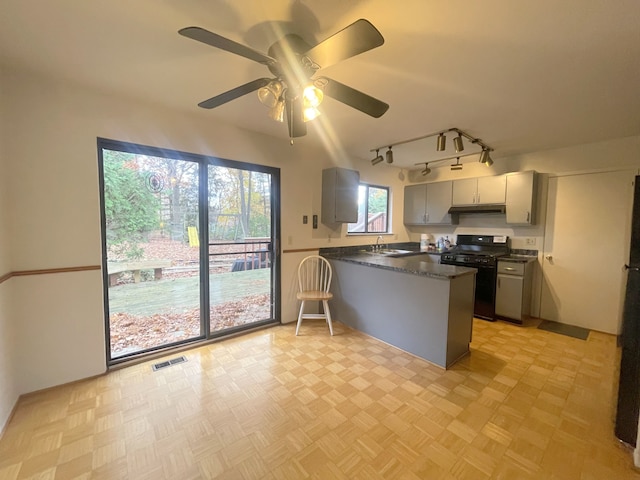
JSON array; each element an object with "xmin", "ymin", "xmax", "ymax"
[{"xmin": 348, "ymin": 184, "xmax": 389, "ymax": 233}]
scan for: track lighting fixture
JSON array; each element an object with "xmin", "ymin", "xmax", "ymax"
[
  {"xmin": 451, "ymin": 157, "xmax": 463, "ymax": 171},
  {"xmin": 479, "ymin": 148, "xmax": 494, "ymax": 166},
  {"xmin": 453, "ymin": 133, "xmax": 464, "ymax": 153},
  {"xmin": 368, "ymin": 127, "xmax": 494, "ymax": 170},
  {"xmin": 371, "ymin": 149, "xmax": 384, "ymax": 165},
  {"xmin": 386, "ymin": 146, "xmax": 394, "ymax": 164}
]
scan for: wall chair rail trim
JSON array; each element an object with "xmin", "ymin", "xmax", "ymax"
[{"xmin": 0, "ymin": 265, "xmax": 101, "ymax": 284}]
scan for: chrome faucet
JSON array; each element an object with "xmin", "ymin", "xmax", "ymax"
[{"xmin": 375, "ymin": 235, "xmax": 384, "ymax": 252}]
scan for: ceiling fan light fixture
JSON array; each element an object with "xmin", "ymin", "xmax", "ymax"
[
  {"xmin": 436, "ymin": 133, "xmax": 446, "ymax": 151},
  {"xmin": 386, "ymin": 146, "xmax": 394, "ymax": 164},
  {"xmin": 303, "ymin": 106, "xmax": 321, "ymax": 122},
  {"xmin": 302, "ymin": 84, "xmax": 324, "ymax": 108},
  {"xmin": 453, "ymin": 133, "xmax": 464, "ymax": 153},
  {"xmin": 258, "ymin": 80, "xmax": 283, "ymax": 108},
  {"xmin": 268, "ymin": 99, "xmax": 285, "ymax": 122}
]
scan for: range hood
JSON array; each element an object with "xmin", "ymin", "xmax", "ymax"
[{"xmin": 448, "ymin": 204, "xmax": 506, "ymax": 215}]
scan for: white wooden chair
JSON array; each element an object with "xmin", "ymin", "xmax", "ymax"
[{"xmin": 296, "ymin": 255, "xmax": 334, "ymax": 335}]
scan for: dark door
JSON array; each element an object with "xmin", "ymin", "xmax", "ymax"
[{"xmin": 615, "ymin": 175, "xmax": 640, "ymax": 446}]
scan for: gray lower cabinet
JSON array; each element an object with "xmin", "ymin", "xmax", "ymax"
[
  {"xmin": 495, "ymin": 260, "xmax": 533, "ymax": 324},
  {"xmin": 403, "ymin": 181, "xmax": 453, "ymax": 225},
  {"xmin": 329, "ymin": 258, "xmax": 475, "ymax": 368}
]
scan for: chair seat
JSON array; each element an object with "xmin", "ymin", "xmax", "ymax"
[{"xmin": 297, "ymin": 291, "xmax": 333, "ymax": 301}]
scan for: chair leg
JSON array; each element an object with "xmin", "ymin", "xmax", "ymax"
[
  {"xmin": 323, "ymin": 300, "xmax": 334, "ymax": 336},
  {"xmin": 295, "ymin": 300, "xmax": 305, "ymax": 335}
]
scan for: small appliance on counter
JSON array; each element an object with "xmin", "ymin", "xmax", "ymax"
[{"xmin": 440, "ymin": 234, "xmax": 509, "ymax": 320}]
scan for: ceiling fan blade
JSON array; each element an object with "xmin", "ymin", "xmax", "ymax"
[
  {"xmin": 285, "ymin": 95, "xmax": 306, "ymax": 138},
  {"xmin": 319, "ymin": 77, "xmax": 389, "ymax": 118},
  {"xmin": 197, "ymin": 78, "xmax": 271, "ymax": 109},
  {"xmin": 302, "ymin": 19, "xmax": 384, "ymax": 70},
  {"xmin": 179, "ymin": 27, "xmax": 275, "ymax": 65}
]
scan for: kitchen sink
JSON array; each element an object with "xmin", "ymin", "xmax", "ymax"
[{"xmin": 372, "ymin": 248, "xmax": 415, "ymax": 257}]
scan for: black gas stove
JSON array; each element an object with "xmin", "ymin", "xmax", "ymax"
[
  {"xmin": 440, "ymin": 235, "xmax": 510, "ymax": 320},
  {"xmin": 440, "ymin": 252, "xmax": 505, "ymax": 266}
]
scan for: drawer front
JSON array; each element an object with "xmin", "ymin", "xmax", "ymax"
[{"xmin": 497, "ymin": 261, "xmax": 525, "ymax": 275}]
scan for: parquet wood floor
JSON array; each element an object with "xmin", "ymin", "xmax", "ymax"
[{"xmin": 1, "ymin": 319, "xmax": 639, "ymax": 479}]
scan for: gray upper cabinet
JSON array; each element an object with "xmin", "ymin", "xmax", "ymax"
[
  {"xmin": 321, "ymin": 167, "xmax": 359, "ymax": 224},
  {"xmin": 452, "ymin": 175, "xmax": 506, "ymax": 205},
  {"xmin": 506, "ymin": 171, "xmax": 537, "ymax": 225},
  {"xmin": 403, "ymin": 181, "xmax": 454, "ymax": 225}
]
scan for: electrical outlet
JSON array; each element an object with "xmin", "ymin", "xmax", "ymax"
[
  {"xmin": 303, "ymin": 215, "xmax": 308, "ymax": 224},
  {"xmin": 526, "ymin": 238, "xmax": 536, "ymax": 245},
  {"xmin": 312, "ymin": 215, "xmax": 318, "ymax": 229}
]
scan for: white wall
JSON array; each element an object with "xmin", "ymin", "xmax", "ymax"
[{"xmin": 0, "ymin": 70, "xmax": 18, "ymax": 434}]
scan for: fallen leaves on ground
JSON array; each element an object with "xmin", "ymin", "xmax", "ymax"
[{"xmin": 110, "ymin": 293, "xmax": 271, "ymax": 356}]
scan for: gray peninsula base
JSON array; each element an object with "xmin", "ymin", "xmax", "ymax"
[{"xmin": 329, "ymin": 259, "xmax": 476, "ymax": 368}]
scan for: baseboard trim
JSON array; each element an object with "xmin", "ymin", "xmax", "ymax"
[{"xmin": 0, "ymin": 396, "xmax": 20, "ymax": 442}]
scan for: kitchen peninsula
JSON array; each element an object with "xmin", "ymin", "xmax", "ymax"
[{"xmin": 320, "ymin": 246, "xmax": 477, "ymax": 368}]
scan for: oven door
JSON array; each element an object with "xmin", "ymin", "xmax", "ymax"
[{"xmin": 440, "ymin": 259, "xmax": 497, "ymax": 321}]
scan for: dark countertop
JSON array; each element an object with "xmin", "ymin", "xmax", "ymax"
[
  {"xmin": 499, "ymin": 254, "xmax": 537, "ymax": 264},
  {"xmin": 321, "ymin": 251, "xmax": 477, "ymax": 280}
]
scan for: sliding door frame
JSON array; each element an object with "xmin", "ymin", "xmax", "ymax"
[{"xmin": 97, "ymin": 138, "xmax": 281, "ymax": 366}]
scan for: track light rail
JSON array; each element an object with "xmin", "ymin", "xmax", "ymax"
[
  {"xmin": 369, "ymin": 127, "xmax": 493, "ymax": 153},
  {"xmin": 413, "ymin": 151, "xmax": 480, "ymax": 167}
]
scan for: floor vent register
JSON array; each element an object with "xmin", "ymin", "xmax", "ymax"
[{"xmin": 152, "ymin": 355, "xmax": 187, "ymax": 371}]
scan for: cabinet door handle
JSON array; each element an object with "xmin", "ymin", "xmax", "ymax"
[
  {"xmin": 425, "ymin": 213, "xmax": 429, "ymax": 222},
  {"xmin": 476, "ymin": 193, "xmax": 480, "ymax": 204},
  {"xmin": 526, "ymin": 211, "xmax": 530, "ymax": 222},
  {"xmin": 497, "ymin": 278, "xmax": 501, "ymax": 288},
  {"xmin": 505, "ymin": 267, "xmax": 516, "ymax": 271}
]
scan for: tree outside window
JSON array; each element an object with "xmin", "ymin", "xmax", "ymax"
[{"xmin": 348, "ymin": 184, "xmax": 389, "ymax": 233}]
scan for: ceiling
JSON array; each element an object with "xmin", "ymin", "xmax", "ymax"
[{"xmin": 1, "ymin": 0, "xmax": 639, "ymax": 170}]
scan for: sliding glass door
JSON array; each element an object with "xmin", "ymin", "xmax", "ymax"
[
  {"xmin": 207, "ymin": 165, "xmax": 274, "ymax": 334},
  {"xmin": 99, "ymin": 140, "xmax": 279, "ymax": 363}
]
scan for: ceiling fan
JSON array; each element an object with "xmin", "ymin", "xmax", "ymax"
[{"xmin": 178, "ymin": 19, "xmax": 389, "ymax": 139}]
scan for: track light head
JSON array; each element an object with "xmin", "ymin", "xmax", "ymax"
[
  {"xmin": 371, "ymin": 149, "xmax": 384, "ymax": 165},
  {"xmin": 451, "ymin": 157, "xmax": 463, "ymax": 171},
  {"xmin": 453, "ymin": 133, "xmax": 464, "ymax": 153},
  {"xmin": 479, "ymin": 149, "xmax": 494, "ymax": 166},
  {"xmin": 421, "ymin": 163, "xmax": 431, "ymax": 176},
  {"xmin": 386, "ymin": 146, "xmax": 394, "ymax": 164},
  {"xmin": 436, "ymin": 133, "xmax": 446, "ymax": 152}
]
